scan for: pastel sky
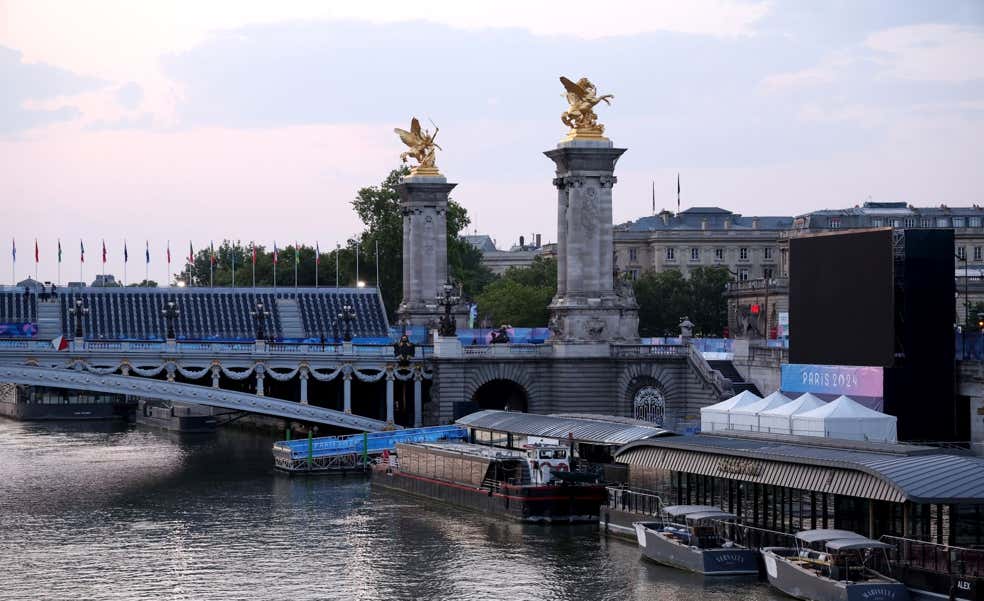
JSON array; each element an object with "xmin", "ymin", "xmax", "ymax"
[{"xmin": 2, "ymin": 1, "xmax": 983, "ymax": 285}]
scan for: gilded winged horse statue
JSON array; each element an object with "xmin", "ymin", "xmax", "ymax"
[
  {"xmin": 559, "ymin": 76, "xmax": 613, "ymax": 140},
  {"xmin": 394, "ymin": 117, "xmax": 442, "ymax": 175}
]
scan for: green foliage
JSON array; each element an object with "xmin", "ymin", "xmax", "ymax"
[
  {"xmin": 475, "ymin": 257, "xmax": 557, "ymax": 327},
  {"xmin": 633, "ymin": 266, "xmax": 731, "ymax": 337},
  {"xmin": 127, "ymin": 280, "xmax": 158, "ymax": 287}
]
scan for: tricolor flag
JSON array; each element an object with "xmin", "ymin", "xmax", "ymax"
[
  {"xmin": 102, "ymin": 239, "xmax": 107, "ymax": 264},
  {"xmin": 145, "ymin": 240, "xmax": 150, "ymax": 264},
  {"xmin": 188, "ymin": 241, "xmax": 194, "ymax": 264},
  {"xmin": 251, "ymin": 242, "xmax": 256, "ymax": 265},
  {"xmin": 123, "ymin": 240, "xmax": 128, "ymax": 263},
  {"xmin": 11, "ymin": 238, "xmax": 15, "ymax": 261},
  {"xmin": 34, "ymin": 239, "xmax": 39, "ymax": 264},
  {"xmin": 166, "ymin": 241, "xmax": 171, "ymax": 265},
  {"xmin": 294, "ymin": 241, "xmax": 300, "ymax": 266},
  {"xmin": 57, "ymin": 239, "xmax": 62, "ymax": 264},
  {"xmin": 316, "ymin": 242, "xmax": 320, "ymax": 265},
  {"xmin": 80, "ymin": 239, "xmax": 85, "ymax": 263},
  {"xmin": 209, "ymin": 241, "xmax": 216, "ymax": 266},
  {"xmin": 51, "ymin": 335, "xmax": 69, "ymax": 351},
  {"xmin": 273, "ymin": 242, "xmax": 278, "ymax": 265}
]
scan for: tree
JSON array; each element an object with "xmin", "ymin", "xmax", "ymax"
[
  {"xmin": 475, "ymin": 257, "xmax": 557, "ymax": 327},
  {"xmin": 633, "ymin": 266, "xmax": 732, "ymax": 337},
  {"xmin": 688, "ymin": 266, "xmax": 732, "ymax": 336},
  {"xmin": 127, "ymin": 280, "xmax": 158, "ymax": 287}
]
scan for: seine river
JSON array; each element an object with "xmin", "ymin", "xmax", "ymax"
[{"xmin": 0, "ymin": 419, "xmax": 787, "ymax": 601}]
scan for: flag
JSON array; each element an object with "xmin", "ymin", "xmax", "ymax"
[
  {"xmin": 188, "ymin": 241, "xmax": 193, "ymax": 264},
  {"xmin": 80, "ymin": 240, "xmax": 85, "ymax": 263},
  {"xmin": 123, "ymin": 240, "xmax": 128, "ymax": 263},
  {"xmin": 652, "ymin": 181, "xmax": 655, "ymax": 215},
  {"xmin": 145, "ymin": 241, "xmax": 150, "ymax": 264},
  {"xmin": 34, "ymin": 239, "xmax": 38, "ymax": 263},
  {"xmin": 166, "ymin": 241, "xmax": 171, "ymax": 264},
  {"xmin": 273, "ymin": 242, "xmax": 278, "ymax": 265},
  {"xmin": 51, "ymin": 335, "xmax": 69, "ymax": 351},
  {"xmin": 210, "ymin": 241, "xmax": 216, "ymax": 266},
  {"xmin": 58, "ymin": 239, "xmax": 62, "ymax": 263},
  {"xmin": 294, "ymin": 241, "xmax": 300, "ymax": 265},
  {"xmin": 316, "ymin": 242, "xmax": 320, "ymax": 265},
  {"xmin": 251, "ymin": 242, "xmax": 256, "ymax": 265},
  {"xmin": 102, "ymin": 240, "xmax": 107, "ymax": 264},
  {"xmin": 11, "ymin": 238, "xmax": 15, "ymax": 261},
  {"xmin": 677, "ymin": 172, "xmax": 681, "ymax": 214}
]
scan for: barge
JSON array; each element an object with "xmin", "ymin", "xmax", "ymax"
[{"xmin": 372, "ymin": 441, "xmax": 607, "ymax": 523}]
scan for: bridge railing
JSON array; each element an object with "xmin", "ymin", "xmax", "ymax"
[
  {"xmin": 461, "ymin": 343, "xmax": 553, "ymax": 358},
  {"xmin": 610, "ymin": 344, "xmax": 688, "ymax": 358},
  {"xmin": 273, "ymin": 425, "xmax": 467, "ymax": 460}
]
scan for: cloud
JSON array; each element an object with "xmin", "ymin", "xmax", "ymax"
[
  {"xmin": 866, "ymin": 24, "xmax": 984, "ymax": 82},
  {"xmin": 0, "ymin": 46, "xmax": 105, "ymax": 134},
  {"xmin": 87, "ymin": 112, "xmax": 155, "ymax": 131},
  {"xmin": 116, "ymin": 82, "xmax": 144, "ymax": 109}
]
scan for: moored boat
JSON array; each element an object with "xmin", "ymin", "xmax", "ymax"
[
  {"xmin": 372, "ymin": 441, "xmax": 607, "ymax": 523},
  {"xmin": 633, "ymin": 505, "xmax": 759, "ymax": 576},
  {"xmin": 762, "ymin": 529, "xmax": 910, "ymax": 601}
]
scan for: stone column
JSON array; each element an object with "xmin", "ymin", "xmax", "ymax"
[
  {"xmin": 545, "ymin": 138, "xmax": 639, "ymax": 355},
  {"xmin": 343, "ymin": 367, "xmax": 352, "ymax": 413},
  {"xmin": 299, "ymin": 366, "xmax": 309, "ymax": 405},
  {"xmin": 396, "ymin": 173, "xmax": 457, "ymax": 329},
  {"xmin": 385, "ymin": 367, "xmax": 395, "ymax": 425},
  {"xmin": 211, "ymin": 365, "xmax": 220, "ymax": 388},
  {"xmin": 413, "ymin": 371, "xmax": 423, "ymax": 428},
  {"xmin": 255, "ymin": 364, "xmax": 265, "ymax": 397}
]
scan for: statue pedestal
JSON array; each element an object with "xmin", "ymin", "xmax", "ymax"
[
  {"xmin": 433, "ymin": 334, "xmax": 462, "ymax": 358},
  {"xmin": 545, "ymin": 138, "xmax": 639, "ymax": 350}
]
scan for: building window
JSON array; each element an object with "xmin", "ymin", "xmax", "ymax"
[
  {"xmin": 971, "ymin": 217, "xmax": 981, "ymax": 228},
  {"xmin": 665, "ymin": 247, "xmax": 675, "ymax": 261},
  {"xmin": 739, "ymin": 247, "xmax": 749, "ymax": 261},
  {"xmin": 629, "ymin": 269, "xmax": 640, "ymax": 280},
  {"xmin": 764, "ymin": 267, "xmax": 774, "ymax": 279},
  {"xmin": 830, "ymin": 217, "xmax": 841, "ymax": 229},
  {"xmin": 953, "ymin": 217, "xmax": 965, "ymax": 228},
  {"xmin": 629, "ymin": 247, "xmax": 638, "ymax": 262},
  {"xmin": 764, "ymin": 247, "xmax": 773, "ymax": 260},
  {"xmin": 957, "ymin": 247, "xmax": 967, "ymax": 260},
  {"xmin": 892, "ymin": 219, "xmax": 902, "ymax": 228},
  {"xmin": 938, "ymin": 217, "xmax": 950, "ymax": 227},
  {"xmin": 871, "ymin": 218, "xmax": 883, "ymax": 227},
  {"xmin": 690, "ymin": 247, "xmax": 700, "ymax": 261},
  {"xmin": 903, "ymin": 218, "xmax": 915, "ymax": 228},
  {"xmin": 738, "ymin": 268, "xmax": 749, "ymax": 281},
  {"xmin": 921, "ymin": 218, "xmax": 932, "ymax": 228},
  {"xmin": 714, "ymin": 248, "xmax": 724, "ymax": 261},
  {"xmin": 975, "ymin": 247, "xmax": 982, "ymax": 262}
]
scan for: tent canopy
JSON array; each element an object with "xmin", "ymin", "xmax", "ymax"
[
  {"xmin": 728, "ymin": 391, "xmax": 792, "ymax": 432},
  {"xmin": 791, "ymin": 395, "xmax": 897, "ymax": 443},
  {"xmin": 757, "ymin": 393, "xmax": 827, "ymax": 435},
  {"xmin": 699, "ymin": 390, "xmax": 761, "ymax": 432}
]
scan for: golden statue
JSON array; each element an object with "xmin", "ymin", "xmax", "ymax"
[
  {"xmin": 559, "ymin": 76, "xmax": 613, "ymax": 141},
  {"xmin": 394, "ymin": 117, "xmax": 442, "ymax": 176}
]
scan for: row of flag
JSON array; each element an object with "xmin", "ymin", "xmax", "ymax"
[{"xmin": 9, "ymin": 239, "xmax": 325, "ymax": 266}]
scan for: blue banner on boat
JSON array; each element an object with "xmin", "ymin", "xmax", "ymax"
[
  {"xmin": 781, "ymin": 363, "xmax": 884, "ymax": 397},
  {"xmin": 0, "ymin": 322, "xmax": 37, "ymax": 338}
]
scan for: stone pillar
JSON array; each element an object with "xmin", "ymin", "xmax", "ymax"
[
  {"xmin": 299, "ymin": 367, "xmax": 309, "ymax": 405},
  {"xmin": 343, "ymin": 367, "xmax": 352, "ymax": 413},
  {"xmin": 545, "ymin": 138, "xmax": 639, "ymax": 356},
  {"xmin": 396, "ymin": 173, "xmax": 457, "ymax": 329},
  {"xmin": 413, "ymin": 371, "xmax": 423, "ymax": 428},
  {"xmin": 211, "ymin": 365, "xmax": 220, "ymax": 388},
  {"xmin": 385, "ymin": 367, "xmax": 395, "ymax": 425},
  {"xmin": 255, "ymin": 365, "xmax": 265, "ymax": 397}
]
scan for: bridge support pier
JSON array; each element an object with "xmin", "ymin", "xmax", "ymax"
[
  {"xmin": 413, "ymin": 373, "xmax": 422, "ymax": 428},
  {"xmin": 299, "ymin": 368, "xmax": 308, "ymax": 404},
  {"xmin": 343, "ymin": 370, "xmax": 352, "ymax": 413},
  {"xmin": 385, "ymin": 369, "xmax": 395, "ymax": 425}
]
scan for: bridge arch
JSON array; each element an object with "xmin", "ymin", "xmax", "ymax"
[
  {"xmin": 617, "ymin": 363, "xmax": 674, "ymax": 425},
  {"xmin": 471, "ymin": 379, "xmax": 528, "ymax": 413},
  {"xmin": 462, "ymin": 363, "xmax": 536, "ymax": 412}
]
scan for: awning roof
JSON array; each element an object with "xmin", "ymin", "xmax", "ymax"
[
  {"xmin": 614, "ymin": 433, "xmax": 984, "ymax": 504},
  {"xmin": 795, "ymin": 529, "xmax": 868, "ymax": 544},
  {"xmin": 825, "ymin": 538, "xmax": 894, "ymax": 551},
  {"xmin": 662, "ymin": 504, "xmax": 720, "ymax": 517},
  {"xmin": 455, "ymin": 410, "xmax": 673, "ymax": 446}
]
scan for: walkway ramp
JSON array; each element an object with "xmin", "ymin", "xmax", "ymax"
[{"xmin": 276, "ymin": 298, "xmax": 305, "ymax": 339}]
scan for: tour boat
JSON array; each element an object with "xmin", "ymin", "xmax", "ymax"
[
  {"xmin": 632, "ymin": 505, "xmax": 760, "ymax": 576},
  {"xmin": 372, "ymin": 441, "xmax": 607, "ymax": 523},
  {"xmin": 761, "ymin": 529, "xmax": 910, "ymax": 601}
]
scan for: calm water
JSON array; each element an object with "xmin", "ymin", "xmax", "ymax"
[{"xmin": 0, "ymin": 419, "xmax": 787, "ymax": 601}]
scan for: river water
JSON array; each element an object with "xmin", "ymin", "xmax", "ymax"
[{"xmin": 0, "ymin": 419, "xmax": 788, "ymax": 601}]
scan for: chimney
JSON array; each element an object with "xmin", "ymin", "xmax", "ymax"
[
  {"xmin": 752, "ymin": 218, "xmax": 760, "ymax": 230},
  {"xmin": 724, "ymin": 218, "xmax": 731, "ymax": 230},
  {"xmin": 519, "ymin": 235, "xmax": 525, "ymax": 249},
  {"xmin": 701, "ymin": 218, "xmax": 707, "ymax": 231},
  {"xmin": 535, "ymin": 233, "xmax": 541, "ymax": 248},
  {"xmin": 661, "ymin": 212, "xmax": 670, "ymax": 226}
]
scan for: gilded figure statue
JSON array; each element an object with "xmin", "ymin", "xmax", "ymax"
[
  {"xmin": 394, "ymin": 117, "xmax": 442, "ymax": 176},
  {"xmin": 559, "ymin": 76, "xmax": 613, "ymax": 140}
]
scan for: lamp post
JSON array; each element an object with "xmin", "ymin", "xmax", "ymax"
[
  {"xmin": 338, "ymin": 303, "xmax": 355, "ymax": 342},
  {"xmin": 436, "ymin": 278, "xmax": 461, "ymax": 337},
  {"xmin": 251, "ymin": 301, "xmax": 270, "ymax": 341},
  {"xmin": 161, "ymin": 300, "xmax": 180, "ymax": 340},
  {"xmin": 68, "ymin": 298, "xmax": 89, "ymax": 339}
]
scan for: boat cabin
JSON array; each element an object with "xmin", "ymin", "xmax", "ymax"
[
  {"xmin": 779, "ymin": 529, "xmax": 896, "ymax": 582},
  {"xmin": 658, "ymin": 504, "xmax": 740, "ymax": 549}
]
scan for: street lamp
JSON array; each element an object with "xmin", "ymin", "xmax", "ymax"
[
  {"xmin": 436, "ymin": 278, "xmax": 461, "ymax": 337},
  {"xmin": 68, "ymin": 298, "xmax": 89, "ymax": 338},
  {"xmin": 161, "ymin": 300, "xmax": 180, "ymax": 339},
  {"xmin": 251, "ymin": 301, "xmax": 270, "ymax": 341},
  {"xmin": 337, "ymin": 303, "xmax": 355, "ymax": 342}
]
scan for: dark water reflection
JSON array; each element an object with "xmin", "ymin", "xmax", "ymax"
[{"xmin": 0, "ymin": 419, "xmax": 787, "ymax": 600}]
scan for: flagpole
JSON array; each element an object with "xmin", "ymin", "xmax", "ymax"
[
  {"xmin": 232, "ymin": 242, "xmax": 237, "ymax": 289},
  {"xmin": 294, "ymin": 242, "xmax": 298, "ymax": 288},
  {"xmin": 251, "ymin": 242, "xmax": 255, "ymax": 289},
  {"xmin": 123, "ymin": 239, "xmax": 127, "ymax": 286},
  {"xmin": 375, "ymin": 239, "xmax": 380, "ymax": 290},
  {"xmin": 315, "ymin": 243, "xmax": 319, "ymax": 289},
  {"xmin": 335, "ymin": 243, "xmax": 340, "ymax": 289},
  {"xmin": 355, "ymin": 242, "xmax": 360, "ymax": 285},
  {"xmin": 57, "ymin": 240, "xmax": 61, "ymax": 287},
  {"xmin": 34, "ymin": 240, "xmax": 38, "ymax": 282}
]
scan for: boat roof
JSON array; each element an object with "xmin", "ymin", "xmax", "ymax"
[
  {"xmin": 406, "ymin": 441, "xmax": 525, "ymax": 460},
  {"xmin": 455, "ymin": 410, "xmax": 673, "ymax": 446},
  {"xmin": 795, "ymin": 529, "xmax": 868, "ymax": 544},
  {"xmin": 662, "ymin": 504, "xmax": 721, "ymax": 518},
  {"xmin": 684, "ymin": 510, "xmax": 738, "ymax": 522},
  {"xmin": 825, "ymin": 538, "xmax": 894, "ymax": 551}
]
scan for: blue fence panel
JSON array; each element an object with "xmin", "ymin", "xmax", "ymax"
[
  {"xmin": 0, "ymin": 322, "xmax": 37, "ymax": 338},
  {"xmin": 276, "ymin": 425, "xmax": 467, "ymax": 460}
]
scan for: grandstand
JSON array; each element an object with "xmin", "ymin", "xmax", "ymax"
[{"xmin": 0, "ymin": 287, "xmax": 390, "ymax": 343}]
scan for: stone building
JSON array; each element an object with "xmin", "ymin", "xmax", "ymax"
[{"xmin": 463, "ymin": 234, "xmax": 547, "ymax": 275}]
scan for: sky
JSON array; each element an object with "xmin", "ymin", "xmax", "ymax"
[{"xmin": 2, "ymin": 1, "xmax": 983, "ymax": 286}]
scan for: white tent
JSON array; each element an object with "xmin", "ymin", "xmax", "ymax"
[
  {"xmin": 728, "ymin": 391, "xmax": 792, "ymax": 432},
  {"xmin": 700, "ymin": 390, "xmax": 761, "ymax": 432},
  {"xmin": 791, "ymin": 395, "xmax": 898, "ymax": 443},
  {"xmin": 757, "ymin": 393, "xmax": 827, "ymax": 435}
]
